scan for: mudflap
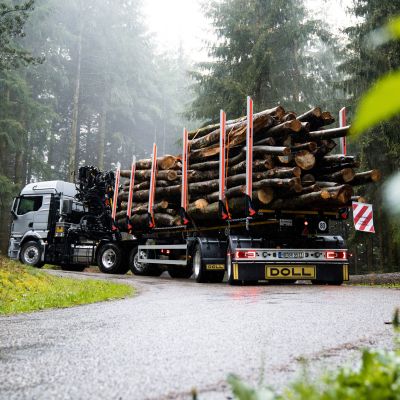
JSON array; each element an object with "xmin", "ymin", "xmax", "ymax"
[{"xmin": 232, "ymin": 262, "xmax": 349, "ymax": 283}]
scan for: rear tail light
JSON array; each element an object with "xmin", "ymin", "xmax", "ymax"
[
  {"xmin": 160, "ymin": 249, "xmax": 171, "ymax": 255},
  {"xmin": 325, "ymin": 250, "xmax": 347, "ymax": 260},
  {"xmin": 235, "ymin": 250, "xmax": 256, "ymax": 259}
]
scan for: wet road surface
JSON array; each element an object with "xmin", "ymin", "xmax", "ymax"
[{"xmin": 0, "ymin": 271, "xmax": 399, "ymax": 399}]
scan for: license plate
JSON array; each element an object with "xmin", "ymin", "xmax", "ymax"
[
  {"xmin": 278, "ymin": 251, "xmax": 305, "ymax": 259},
  {"xmin": 266, "ymin": 266, "xmax": 316, "ymax": 279}
]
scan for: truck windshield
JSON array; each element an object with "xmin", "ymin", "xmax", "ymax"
[{"xmin": 17, "ymin": 196, "xmax": 43, "ymax": 215}]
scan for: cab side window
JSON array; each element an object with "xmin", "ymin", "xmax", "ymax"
[{"xmin": 17, "ymin": 196, "xmax": 43, "ymax": 215}]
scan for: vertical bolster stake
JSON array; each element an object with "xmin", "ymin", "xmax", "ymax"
[
  {"xmin": 180, "ymin": 128, "xmax": 189, "ymax": 225},
  {"xmin": 245, "ymin": 96, "xmax": 256, "ymax": 217},
  {"xmin": 148, "ymin": 143, "xmax": 157, "ymax": 229},
  {"xmin": 111, "ymin": 164, "xmax": 121, "ymax": 231},
  {"xmin": 218, "ymin": 109, "xmax": 229, "ymax": 220},
  {"xmin": 126, "ymin": 156, "xmax": 136, "ymax": 232},
  {"xmin": 339, "ymin": 107, "xmax": 347, "ymax": 155}
]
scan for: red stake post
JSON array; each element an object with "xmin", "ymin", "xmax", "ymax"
[
  {"xmin": 126, "ymin": 156, "xmax": 136, "ymax": 231},
  {"xmin": 245, "ymin": 96, "xmax": 256, "ymax": 216},
  {"xmin": 180, "ymin": 128, "xmax": 189, "ymax": 225},
  {"xmin": 339, "ymin": 107, "xmax": 347, "ymax": 155},
  {"xmin": 218, "ymin": 109, "xmax": 230, "ymax": 220},
  {"xmin": 148, "ymin": 143, "xmax": 157, "ymax": 228},
  {"xmin": 111, "ymin": 164, "xmax": 121, "ymax": 231}
]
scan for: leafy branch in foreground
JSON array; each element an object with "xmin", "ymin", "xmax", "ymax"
[{"xmin": 351, "ymin": 16, "xmax": 400, "ymax": 136}]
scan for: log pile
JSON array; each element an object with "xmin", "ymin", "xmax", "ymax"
[{"xmin": 116, "ymin": 106, "xmax": 380, "ymax": 229}]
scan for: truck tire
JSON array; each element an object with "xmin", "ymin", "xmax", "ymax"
[
  {"xmin": 192, "ymin": 245, "xmax": 209, "ymax": 283},
  {"xmin": 20, "ymin": 241, "xmax": 44, "ymax": 268},
  {"xmin": 129, "ymin": 246, "xmax": 163, "ymax": 277},
  {"xmin": 97, "ymin": 243, "xmax": 128, "ymax": 274},
  {"xmin": 226, "ymin": 250, "xmax": 240, "ymax": 286},
  {"xmin": 168, "ymin": 266, "xmax": 193, "ymax": 279}
]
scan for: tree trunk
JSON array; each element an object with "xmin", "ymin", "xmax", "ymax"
[
  {"xmin": 97, "ymin": 92, "xmax": 107, "ymax": 170},
  {"xmin": 68, "ymin": 21, "xmax": 83, "ymax": 183}
]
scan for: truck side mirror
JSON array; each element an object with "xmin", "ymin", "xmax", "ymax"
[{"xmin": 11, "ymin": 197, "xmax": 19, "ymax": 220}]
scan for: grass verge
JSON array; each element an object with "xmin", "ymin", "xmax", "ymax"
[{"xmin": 0, "ymin": 257, "xmax": 134, "ymax": 315}]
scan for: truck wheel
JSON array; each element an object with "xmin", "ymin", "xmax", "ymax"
[
  {"xmin": 61, "ymin": 265, "xmax": 86, "ymax": 272},
  {"xmin": 192, "ymin": 245, "xmax": 209, "ymax": 283},
  {"xmin": 129, "ymin": 247, "xmax": 163, "ymax": 277},
  {"xmin": 168, "ymin": 266, "xmax": 193, "ymax": 279},
  {"xmin": 97, "ymin": 243, "xmax": 127, "ymax": 274},
  {"xmin": 20, "ymin": 241, "xmax": 44, "ymax": 268},
  {"xmin": 226, "ymin": 250, "xmax": 240, "ymax": 286}
]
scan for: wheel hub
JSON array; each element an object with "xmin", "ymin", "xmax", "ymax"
[
  {"xmin": 134, "ymin": 251, "xmax": 147, "ymax": 272},
  {"xmin": 102, "ymin": 249, "xmax": 116, "ymax": 269},
  {"xmin": 24, "ymin": 246, "xmax": 39, "ymax": 264}
]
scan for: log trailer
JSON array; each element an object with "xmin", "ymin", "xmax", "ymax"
[{"xmin": 8, "ymin": 99, "xmax": 350, "ymax": 285}]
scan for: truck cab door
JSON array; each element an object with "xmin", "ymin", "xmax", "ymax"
[{"xmin": 11, "ymin": 196, "xmax": 44, "ymax": 238}]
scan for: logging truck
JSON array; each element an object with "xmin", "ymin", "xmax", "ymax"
[
  {"xmin": 7, "ymin": 177, "xmax": 350, "ymax": 284},
  {"xmin": 8, "ymin": 99, "xmax": 356, "ymax": 285}
]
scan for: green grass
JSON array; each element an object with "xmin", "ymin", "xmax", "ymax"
[{"xmin": 0, "ymin": 257, "xmax": 134, "ymax": 315}]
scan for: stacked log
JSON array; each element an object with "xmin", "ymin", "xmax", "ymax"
[{"xmin": 115, "ymin": 106, "xmax": 380, "ymax": 229}]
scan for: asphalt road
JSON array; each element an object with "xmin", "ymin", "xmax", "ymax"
[{"xmin": 0, "ymin": 272, "xmax": 399, "ymax": 400}]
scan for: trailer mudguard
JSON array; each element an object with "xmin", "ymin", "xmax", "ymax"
[
  {"xmin": 195, "ymin": 237, "xmax": 228, "ymax": 267},
  {"xmin": 228, "ymin": 235, "xmax": 263, "ymax": 252}
]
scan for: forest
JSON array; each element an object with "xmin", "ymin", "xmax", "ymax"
[{"xmin": 0, "ymin": 0, "xmax": 399, "ymax": 272}]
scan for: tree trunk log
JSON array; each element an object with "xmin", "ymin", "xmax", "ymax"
[
  {"xmin": 320, "ymin": 168, "xmax": 355, "ymax": 184},
  {"xmin": 351, "ymin": 170, "xmax": 381, "ymax": 186},
  {"xmin": 121, "ymin": 169, "xmax": 179, "ymax": 182},
  {"xmin": 308, "ymin": 126, "xmax": 350, "ymax": 140},
  {"xmin": 134, "ymin": 155, "xmax": 179, "ymax": 170}
]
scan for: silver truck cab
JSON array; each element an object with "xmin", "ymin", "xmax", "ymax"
[{"xmin": 8, "ymin": 181, "xmax": 77, "ymax": 265}]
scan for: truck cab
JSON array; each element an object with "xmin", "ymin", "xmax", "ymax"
[{"xmin": 8, "ymin": 181, "xmax": 77, "ymax": 267}]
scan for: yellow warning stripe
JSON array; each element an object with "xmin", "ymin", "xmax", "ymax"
[
  {"xmin": 343, "ymin": 264, "xmax": 349, "ymax": 281},
  {"xmin": 233, "ymin": 263, "xmax": 239, "ymax": 280}
]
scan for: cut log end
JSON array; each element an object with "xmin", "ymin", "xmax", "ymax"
[{"xmin": 295, "ymin": 150, "xmax": 316, "ymax": 171}]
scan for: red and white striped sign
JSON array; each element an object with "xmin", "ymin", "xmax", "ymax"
[
  {"xmin": 339, "ymin": 107, "xmax": 347, "ymax": 155},
  {"xmin": 352, "ymin": 202, "xmax": 375, "ymax": 233}
]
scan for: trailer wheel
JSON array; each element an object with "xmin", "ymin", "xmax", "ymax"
[
  {"xmin": 168, "ymin": 266, "xmax": 193, "ymax": 279},
  {"xmin": 20, "ymin": 241, "xmax": 44, "ymax": 268},
  {"xmin": 192, "ymin": 245, "xmax": 209, "ymax": 283},
  {"xmin": 226, "ymin": 250, "xmax": 240, "ymax": 286},
  {"xmin": 97, "ymin": 243, "xmax": 126, "ymax": 274},
  {"xmin": 129, "ymin": 247, "xmax": 163, "ymax": 276}
]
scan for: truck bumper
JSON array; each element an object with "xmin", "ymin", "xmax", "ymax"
[{"xmin": 231, "ymin": 262, "xmax": 349, "ymax": 283}]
